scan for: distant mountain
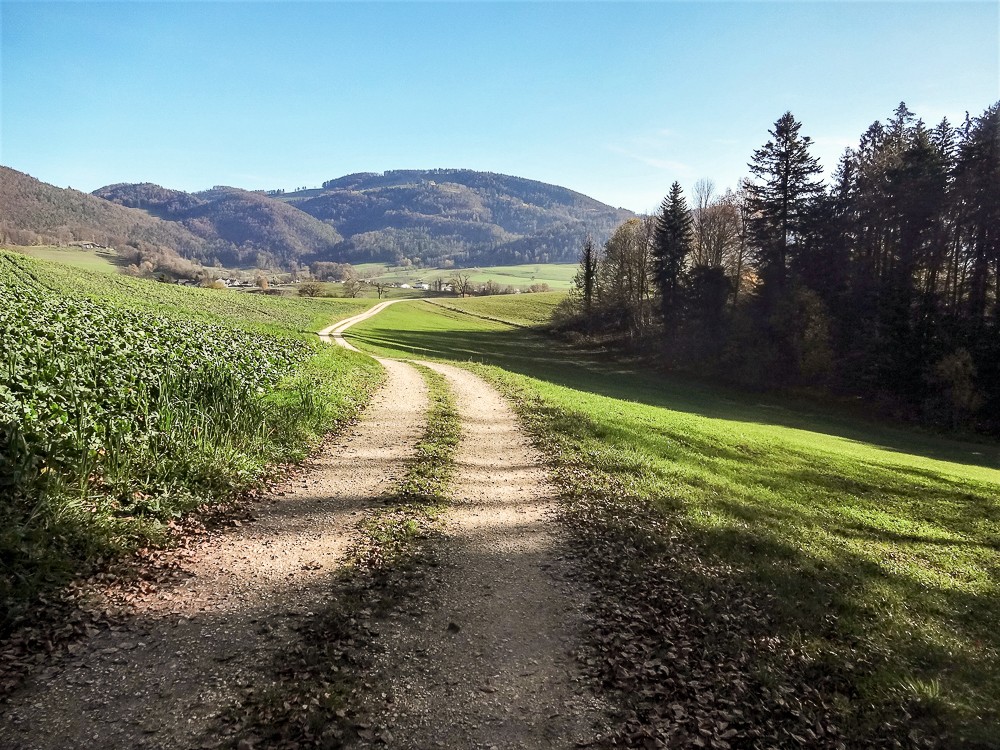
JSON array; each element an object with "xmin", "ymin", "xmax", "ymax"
[
  {"xmin": 286, "ymin": 169, "xmax": 633, "ymax": 266},
  {"xmin": 1, "ymin": 165, "xmax": 633, "ymax": 271},
  {"xmin": 0, "ymin": 167, "xmax": 215, "ymax": 262},
  {"xmin": 94, "ymin": 183, "xmax": 342, "ymax": 264}
]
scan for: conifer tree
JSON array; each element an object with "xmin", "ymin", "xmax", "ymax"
[
  {"xmin": 652, "ymin": 182, "xmax": 693, "ymax": 338},
  {"xmin": 578, "ymin": 235, "xmax": 598, "ymax": 314},
  {"xmin": 746, "ymin": 112, "xmax": 824, "ymax": 296}
]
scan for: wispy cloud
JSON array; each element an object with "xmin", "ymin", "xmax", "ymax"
[{"xmin": 606, "ymin": 129, "xmax": 693, "ymax": 175}]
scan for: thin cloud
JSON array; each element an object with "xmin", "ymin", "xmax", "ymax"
[{"xmin": 606, "ymin": 136, "xmax": 693, "ymax": 175}]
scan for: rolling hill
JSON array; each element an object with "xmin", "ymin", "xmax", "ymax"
[
  {"xmin": 288, "ymin": 169, "xmax": 633, "ymax": 266},
  {"xmin": 0, "ymin": 167, "xmax": 220, "ymax": 267},
  {"xmin": 1, "ymin": 165, "xmax": 633, "ymax": 271},
  {"xmin": 94, "ymin": 184, "xmax": 343, "ymax": 264}
]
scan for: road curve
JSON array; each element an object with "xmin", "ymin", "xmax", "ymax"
[
  {"xmin": 317, "ymin": 299, "xmax": 406, "ymax": 351},
  {"xmin": 324, "ymin": 298, "xmax": 610, "ymax": 748}
]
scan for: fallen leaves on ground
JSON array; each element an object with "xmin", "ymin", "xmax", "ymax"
[{"xmin": 558, "ymin": 477, "xmax": 934, "ymax": 750}]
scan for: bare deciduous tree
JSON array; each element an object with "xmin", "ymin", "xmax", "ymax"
[{"xmin": 450, "ymin": 273, "xmax": 473, "ymax": 297}]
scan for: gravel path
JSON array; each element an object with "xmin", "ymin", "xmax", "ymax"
[
  {"xmin": 0, "ymin": 358, "xmax": 427, "ymax": 750},
  {"xmin": 355, "ymin": 360, "xmax": 609, "ymax": 749}
]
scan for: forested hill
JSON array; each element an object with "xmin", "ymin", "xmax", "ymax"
[
  {"xmin": 283, "ymin": 169, "xmax": 633, "ymax": 266},
  {"xmin": 0, "ymin": 168, "xmax": 333, "ymax": 272},
  {"xmin": 1, "ymin": 166, "xmax": 631, "ymax": 270},
  {"xmin": 94, "ymin": 183, "xmax": 343, "ymax": 265},
  {"xmin": 0, "ymin": 167, "xmax": 219, "ymax": 268}
]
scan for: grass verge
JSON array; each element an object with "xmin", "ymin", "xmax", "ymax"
[{"xmin": 222, "ymin": 363, "xmax": 460, "ymax": 749}]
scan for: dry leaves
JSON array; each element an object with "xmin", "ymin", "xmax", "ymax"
[{"xmin": 558, "ymin": 484, "xmax": 932, "ymax": 750}]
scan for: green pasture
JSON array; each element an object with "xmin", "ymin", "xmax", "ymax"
[
  {"xmin": 6, "ymin": 244, "xmax": 122, "ymax": 273},
  {"xmin": 347, "ymin": 298, "xmax": 1000, "ymax": 743},
  {"xmin": 356, "ymin": 262, "xmax": 578, "ymax": 291},
  {"xmin": 428, "ymin": 290, "xmax": 566, "ymax": 327}
]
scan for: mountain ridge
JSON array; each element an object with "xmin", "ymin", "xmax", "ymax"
[{"xmin": 1, "ymin": 165, "xmax": 633, "ymax": 271}]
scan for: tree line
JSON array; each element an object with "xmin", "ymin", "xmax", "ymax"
[{"xmin": 560, "ymin": 101, "xmax": 1000, "ymax": 433}]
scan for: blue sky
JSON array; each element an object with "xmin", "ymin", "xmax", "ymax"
[{"xmin": 2, "ymin": 1, "xmax": 998, "ymax": 212}]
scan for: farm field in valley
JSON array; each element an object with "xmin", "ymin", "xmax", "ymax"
[
  {"xmin": 6, "ymin": 244, "xmax": 124, "ymax": 273},
  {"xmin": 354, "ymin": 262, "xmax": 578, "ymax": 290},
  {"xmin": 347, "ymin": 296, "xmax": 1000, "ymax": 744},
  {"xmin": 9, "ymin": 250, "xmax": 380, "ymax": 334},
  {"xmin": 427, "ymin": 290, "xmax": 566, "ymax": 327}
]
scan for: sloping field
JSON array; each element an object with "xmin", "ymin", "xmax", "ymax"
[
  {"xmin": 0, "ymin": 251, "xmax": 381, "ymax": 630},
  {"xmin": 6, "ymin": 244, "xmax": 122, "ymax": 273},
  {"xmin": 429, "ymin": 290, "xmax": 565, "ymax": 327},
  {"xmin": 6, "ymin": 251, "xmax": 377, "ymax": 334},
  {"xmin": 356, "ymin": 262, "xmax": 578, "ymax": 291},
  {"xmin": 347, "ymin": 298, "xmax": 1000, "ymax": 745}
]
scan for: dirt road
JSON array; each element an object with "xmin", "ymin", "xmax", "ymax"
[{"xmin": 354, "ymin": 360, "xmax": 607, "ymax": 749}]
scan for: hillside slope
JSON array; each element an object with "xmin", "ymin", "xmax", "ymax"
[
  {"xmin": 290, "ymin": 169, "xmax": 633, "ymax": 266},
  {"xmin": 95, "ymin": 183, "xmax": 343, "ymax": 263},
  {"xmin": 0, "ymin": 167, "xmax": 224, "ymax": 266},
  {"xmin": 1, "ymin": 165, "xmax": 633, "ymax": 271}
]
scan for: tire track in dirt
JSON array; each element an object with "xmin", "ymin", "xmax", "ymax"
[
  {"xmin": 0, "ymin": 358, "xmax": 428, "ymax": 750},
  {"xmin": 354, "ymin": 360, "xmax": 609, "ymax": 749}
]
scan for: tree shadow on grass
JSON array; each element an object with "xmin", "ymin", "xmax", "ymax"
[{"xmin": 351, "ymin": 324, "xmax": 1000, "ymax": 474}]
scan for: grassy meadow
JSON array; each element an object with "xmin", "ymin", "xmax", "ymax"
[
  {"xmin": 347, "ymin": 297, "xmax": 1000, "ymax": 745},
  {"xmin": 354, "ymin": 262, "xmax": 578, "ymax": 291},
  {"xmin": 427, "ymin": 290, "xmax": 566, "ymax": 327},
  {"xmin": 8, "ymin": 244, "xmax": 123, "ymax": 273},
  {"xmin": 0, "ymin": 250, "xmax": 382, "ymax": 631}
]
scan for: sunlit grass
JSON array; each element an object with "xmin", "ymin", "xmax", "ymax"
[
  {"xmin": 6, "ymin": 244, "xmax": 121, "ymax": 273},
  {"xmin": 355, "ymin": 262, "xmax": 578, "ymax": 290},
  {"xmin": 347, "ymin": 297, "xmax": 1000, "ymax": 742},
  {"xmin": 429, "ymin": 290, "xmax": 566, "ymax": 327}
]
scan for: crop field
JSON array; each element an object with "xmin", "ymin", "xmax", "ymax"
[
  {"xmin": 7, "ymin": 252, "xmax": 377, "ymax": 334},
  {"xmin": 354, "ymin": 262, "xmax": 578, "ymax": 291},
  {"xmin": 347, "ymin": 298, "xmax": 1000, "ymax": 743},
  {"xmin": 0, "ymin": 251, "xmax": 381, "ymax": 630}
]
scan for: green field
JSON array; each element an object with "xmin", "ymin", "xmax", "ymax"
[
  {"xmin": 355, "ymin": 262, "xmax": 578, "ymax": 291},
  {"xmin": 6, "ymin": 245, "xmax": 122, "ymax": 273},
  {"xmin": 427, "ymin": 290, "xmax": 566, "ymax": 327},
  {"xmin": 1, "ymin": 250, "xmax": 382, "ymax": 631},
  {"xmin": 7, "ymin": 253, "xmax": 378, "ymax": 334},
  {"xmin": 347, "ymin": 297, "xmax": 1000, "ymax": 744}
]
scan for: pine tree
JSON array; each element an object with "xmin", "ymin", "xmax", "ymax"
[
  {"xmin": 746, "ymin": 112, "xmax": 824, "ymax": 295},
  {"xmin": 954, "ymin": 102, "xmax": 1000, "ymax": 323},
  {"xmin": 578, "ymin": 235, "xmax": 598, "ymax": 314},
  {"xmin": 652, "ymin": 182, "xmax": 693, "ymax": 338}
]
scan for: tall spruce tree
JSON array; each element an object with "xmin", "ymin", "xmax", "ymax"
[
  {"xmin": 652, "ymin": 182, "xmax": 693, "ymax": 338},
  {"xmin": 746, "ymin": 112, "xmax": 824, "ymax": 297},
  {"xmin": 578, "ymin": 234, "xmax": 598, "ymax": 314}
]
